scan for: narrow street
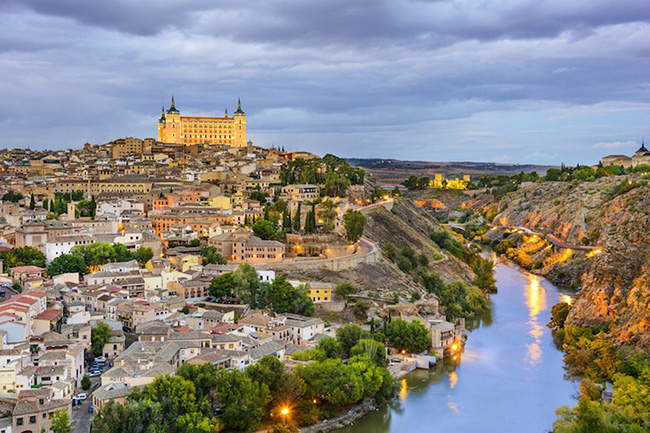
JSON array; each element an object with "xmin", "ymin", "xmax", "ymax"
[{"xmin": 70, "ymin": 376, "xmax": 100, "ymax": 433}]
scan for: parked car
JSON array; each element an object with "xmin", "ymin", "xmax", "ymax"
[
  {"xmin": 95, "ymin": 356, "xmax": 107, "ymax": 363},
  {"xmin": 75, "ymin": 393, "xmax": 88, "ymax": 400},
  {"xmin": 89, "ymin": 371, "xmax": 102, "ymax": 377}
]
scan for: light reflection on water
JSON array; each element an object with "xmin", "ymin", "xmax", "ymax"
[
  {"xmin": 525, "ymin": 274, "xmax": 547, "ymax": 366},
  {"xmin": 337, "ymin": 257, "xmax": 578, "ymax": 433}
]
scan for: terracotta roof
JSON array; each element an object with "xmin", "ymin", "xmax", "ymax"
[{"xmin": 35, "ymin": 309, "xmax": 63, "ymax": 321}]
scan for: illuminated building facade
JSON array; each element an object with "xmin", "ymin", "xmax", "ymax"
[{"xmin": 157, "ymin": 97, "xmax": 246, "ymax": 147}]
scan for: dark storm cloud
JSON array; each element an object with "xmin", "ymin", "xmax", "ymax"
[{"xmin": 0, "ymin": 0, "xmax": 649, "ymax": 164}]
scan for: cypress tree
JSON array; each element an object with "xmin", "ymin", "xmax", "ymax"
[
  {"xmin": 293, "ymin": 203, "xmax": 301, "ymax": 232},
  {"xmin": 282, "ymin": 206, "xmax": 292, "ymax": 231},
  {"xmin": 29, "ymin": 194, "xmax": 35, "ymax": 210}
]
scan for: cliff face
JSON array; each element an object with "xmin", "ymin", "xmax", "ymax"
[{"xmin": 481, "ymin": 176, "xmax": 650, "ymax": 351}]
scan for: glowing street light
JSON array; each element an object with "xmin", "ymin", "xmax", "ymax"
[{"xmin": 280, "ymin": 407, "xmax": 290, "ymax": 425}]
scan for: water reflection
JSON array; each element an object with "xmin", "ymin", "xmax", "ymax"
[
  {"xmin": 525, "ymin": 274, "xmax": 547, "ymax": 366},
  {"xmin": 337, "ymin": 258, "xmax": 577, "ymax": 433}
]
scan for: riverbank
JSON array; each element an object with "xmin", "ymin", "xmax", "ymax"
[{"xmin": 336, "ymin": 256, "xmax": 577, "ymax": 433}]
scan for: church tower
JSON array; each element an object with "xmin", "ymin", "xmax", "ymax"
[{"xmin": 233, "ymin": 98, "xmax": 247, "ymax": 148}]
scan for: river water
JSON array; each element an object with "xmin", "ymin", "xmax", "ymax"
[{"xmin": 339, "ymin": 256, "xmax": 578, "ymax": 433}]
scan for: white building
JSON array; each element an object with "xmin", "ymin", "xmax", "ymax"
[{"xmin": 44, "ymin": 234, "xmax": 93, "ymax": 262}]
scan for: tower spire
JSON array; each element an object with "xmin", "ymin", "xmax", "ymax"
[
  {"xmin": 167, "ymin": 95, "xmax": 179, "ymax": 114},
  {"xmin": 225, "ymin": 107, "xmax": 228, "ymax": 118},
  {"xmin": 234, "ymin": 98, "xmax": 245, "ymax": 115}
]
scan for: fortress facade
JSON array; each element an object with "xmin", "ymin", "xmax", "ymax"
[{"xmin": 157, "ymin": 97, "xmax": 246, "ymax": 147}]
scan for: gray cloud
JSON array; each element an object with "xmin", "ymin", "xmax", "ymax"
[{"xmin": 0, "ymin": 0, "xmax": 649, "ymax": 164}]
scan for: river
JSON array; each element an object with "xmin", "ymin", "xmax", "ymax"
[{"xmin": 339, "ymin": 256, "xmax": 578, "ymax": 433}]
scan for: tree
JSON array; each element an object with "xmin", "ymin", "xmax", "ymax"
[
  {"xmin": 214, "ymin": 369, "xmax": 271, "ymax": 432},
  {"xmin": 472, "ymin": 256, "xmax": 497, "ymax": 293},
  {"xmin": 199, "ymin": 245, "xmax": 226, "ymax": 265},
  {"xmin": 551, "ymin": 302, "xmax": 572, "ymax": 328},
  {"xmin": 334, "ymin": 283, "xmax": 355, "ymax": 301},
  {"xmin": 91, "ymin": 322, "xmax": 112, "ymax": 357},
  {"xmin": 304, "ymin": 205, "xmax": 317, "ymax": 234},
  {"xmin": 350, "ymin": 339, "xmax": 387, "ymax": 366},
  {"xmin": 386, "ymin": 319, "xmax": 430, "ymax": 353},
  {"xmin": 253, "ymin": 219, "xmax": 277, "ymax": 240},
  {"xmin": 262, "ymin": 276, "xmax": 314, "ymax": 316},
  {"xmin": 318, "ymin": 200, "xmax": 337, "ymax": 232},
  {"xmin": 71, "ymin": 243, "xmax": 118, "ymax": 269},
  {"xmin": 384, "ymin": 244, "xmax": 397, "ymax": 261},
  {"xmin": 343, "ymin": 210, "xmax": 365, "ymax": 243},
  {"xmin": 296, "ymin": 359, "xmax": 364, "ymax": 409},
  {"xmin": 316, "ymin": 336, "xmax": 341, "ymax": 359},
  {"xmin": 282, "ymin": 206, "xmax": 292, "ymax": 231},
  {"xmin": 81, "ymin": 375, "xmax": 91, "ymax": 390},
  {"xmin": 46, "ymin": 254, "xmax": 87, "ymax": 277},
  {"xmin": 292, "ymin": 202, "xmax": 302, "ymax": 232},
  {"xmin": 14, "ymin": 246, "xmax": 46, "ymax": 268},
  {"xmin": 208, "ymin": 272, "xmax": 237, "ymax": 299},
  {"xmin": 232, "ymin": 264, "xmax": 262, "ymax": 305},
  {"xmin": 2, "ymin": 191, "xmax": 23, "ymax": 203},
  {"xmin": 129, "ymin": 374, "xmax": 200, "ymax": 429},
  {"xmin": 113, "ymin": 243, "xmax": 133, "ymax": 262},
  {"xmin": 336, "ymin": 324, "xmax": 371, "ymax": 356},
  {"xmin": 29, "ymin": 193, "xmax": 36, "ymax": 210},
  {"xmin": 133, "ymin": 247, "xmax": 154, "ymax": 266},
  {"xmin": 245, "ymin": 355, "xmax": 287, "ymax": 396},
  {"xmin": 51, "ymin": 408, "xmax": 72, "ymax": 433}
]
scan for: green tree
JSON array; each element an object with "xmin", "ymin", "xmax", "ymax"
[
  {"xmin": 245, "ymin": 355, "xmax": 287, "ymax": 396},
  {"xmin": 133, "ymin": 247, "xmax": 154, "ymax": 266},
  {"xmin": 282, "ymin": 206, "xmax": 292, "ymax": 231},
  {"xmin": 343, "ymin": 210, "xmax": 365, "ymax": 243},
  {"xmin": 232, "ymin": 264, "xmax": 262, "ymax": 305},
  {"xmin": 253, "ymin": 219, "xmax": 277, "ymax": 240},
  {"xmin": 199, "ymin": 245, "xmax": 226, "ymax": 265},
  {"xmin": 129, "ymin": 374, "xmax": 200, "ymax": 429},
  {"xmin": 214, "ymin": 369, "xmax": 271, "ymax": 432},
  {"xmin": 336, "ymin": 324, "xmax": 371, "ymax": 356},
  {"xmin": 113, "ymin": 243, "xmax": 133, "ymax": 262},
  {"xmin": 384, "ymin": 244, "xmax": 397, "ymax": 261},
  {"xmin": 208, "ymin": 272, "xmax": 237, "ymax": 299},
  {"xmin": 318, "ymin": 200, "xmax": 338, "ymax": 232},
  {"xmin": 46, "ymin": 254, "xmax": 87, "ymax": 277},
  {"xmin": 292, "ymin": 202, "xmax": 302, "ymax": 232},
  {"xmin": 2, "ymin": 191, "xmax": 23, "ymax": 203},
  {"xmin": 51, "ymin": 408, "xmax": 72, "ymax": 433},
  {"xmin": 296, "ymin": 358, "xmax": 364, "ymax": 409},
  {"xmin": 386, "ymin": 319, "xmax": 430, "ymax": 353},
  {"xmin": 71, "ymin": 243, "xmax": 118, "ymax": 269},
  {"xmin": 304, "ymin": 206, "xmax": 317, "ymax": 233},
  {"xmin": 10, "ymin": 246, "xmax": 46, "ymax": 268},
  {"xmin": 551, "ymin": 302, "xmax": 572, "ymax": 328},
  {"xmin": 350, "ymin": 339, "xmax": 387, "ymax": 366},
  {"xmin": 29, "ymin": 193, "xmax": 36, "ymax": 210},
  {"xmin": 472, "ymin": 256, "xmax": 497, "ymax": 293},
  {"xmin": 316, "ymin": 336, "xmax": 342, "ymax": 359},
  {"xmin": 334, "ymin": 283, "xmax": 355, "ymax": 301},
  {"xmin": 262, "ymin": 276, "xmax": 314, "ymax": 316},
  {"xmin": 81, "ymin": 375, "xmax": 91, "ymax": 390},
  {"xmin": 91, "ymin": 322, "xmax": 112, "ymax": 357}
]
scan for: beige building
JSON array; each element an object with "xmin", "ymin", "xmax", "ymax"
[
  {"xmin": 601, "ymin": 141, "xmax": 650, "ymax": 168},
  {"xmin": 157, "ymin": 97, "xmax": 247, "ymax": 147},
  {"xmin": 208, "ymin": 228, "xmax": 285, "ymax": 263}
]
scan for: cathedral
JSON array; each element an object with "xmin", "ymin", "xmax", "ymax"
[
  {"xmin": 157, "ymin": 97, "xmax": 246, "ymax": 147},
  {"xmin": 601, "ymin": 140, "xmax": 650, "ymax": 168}
]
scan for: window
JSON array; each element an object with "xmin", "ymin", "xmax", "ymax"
[
  {"xmin": 30, "ymin": 415, "xmax": 37, "ymax": 424},
  {"xmin": 16, "ymin": 417, "xmax": 23, "ymax": 426}
]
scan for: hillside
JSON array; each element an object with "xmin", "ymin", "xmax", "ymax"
[{"xmin": 476, "ymin": 175, "xmax": 650, "ymax": 351}]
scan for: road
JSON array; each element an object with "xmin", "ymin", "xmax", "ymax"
[{"xmin": 71, "ymin": 375, "xmax": 101, "ymax": 433}]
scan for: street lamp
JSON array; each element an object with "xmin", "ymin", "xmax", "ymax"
[{"xmin": 281, "ymin": 407, "xmax": 290, "ymax": 425}]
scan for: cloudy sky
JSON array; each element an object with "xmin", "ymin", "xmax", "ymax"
[{"xmin": 1, "ymin": 0, "xmax": 649, "ymax": 165}]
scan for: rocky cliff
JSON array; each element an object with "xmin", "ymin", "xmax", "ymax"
[{"xmin": 480, "ymin": 175, "xmax": 650, "ymax": 351}]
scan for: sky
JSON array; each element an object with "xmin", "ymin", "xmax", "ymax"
[{"xmin": 1, "ymin": 1, "xmax": 649, "ymax": 165}]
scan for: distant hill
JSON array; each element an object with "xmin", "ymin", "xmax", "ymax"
[{"xmin": 346, "ymin": 158, "xmax": 556, "ymax": 185}]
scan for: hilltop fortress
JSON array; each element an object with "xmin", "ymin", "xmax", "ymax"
[{"xmin": 157, "ymin": 96, "xmax": 246, "ymax": 147}]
